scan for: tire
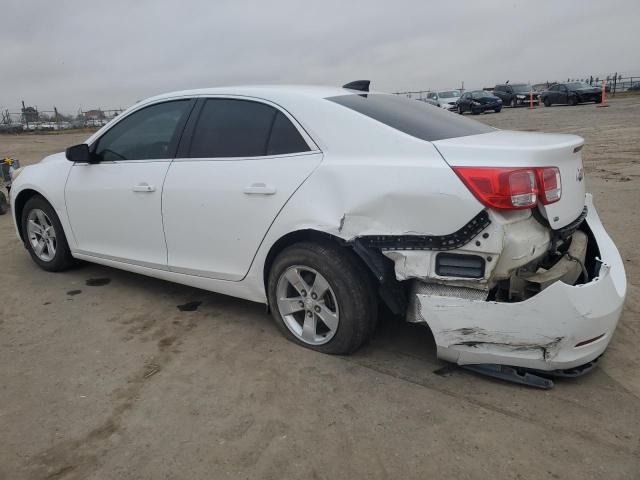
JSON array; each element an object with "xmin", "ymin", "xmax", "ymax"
[
  {"xmin": 569, "ymin": 95, "xmax": 578, "ymax": 106},
  {"xmin": 494, "ymin": 107, "xmax": 502, "ymax": 113},
  {"xmin": 267, "ymin": 241, "xmax": 377, "ymax": 355},
  {"xmin": 510, "ymin": 98, "xmax": 517, "ymax": 108},
  {"xmin": 0, "ymin": 191, "xmax": 7, "ymax": 215},
  {"xmin": 471, "ymin": 108, "xmax": 480, "ymax": 115},
  {"xmin": 458, "ymin": 105, "xmax": 464, "ymax": 115},
  {"xmin": 543, "ymin": 97, "xmax": 551, "ymax": 107},
  {"xmin": 21, "ymin": 195, "xmax": 74, "ymax": 272}
]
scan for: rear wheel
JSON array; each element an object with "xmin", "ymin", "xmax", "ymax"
[
  {"xmin": 21, "ymin": 195, "xmax": 74, "ymax": 271},
  {"xmin": 267, "ymin": 241, "xmax": 377, "ymax": 355},
  {"xmin": 569, "ymin": 95, "xmax": 578, "ymax": 106}
]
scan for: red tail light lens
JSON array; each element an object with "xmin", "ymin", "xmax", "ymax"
[
  {"xmin": 454, "ymin": 166, "xmax": 562, "ymax": 210},
  {"xmin": 537, "ymin": 167, "xmax": 562, "ymax": 204},
  {"xmin": 453, "ymin": 167, "xmax": 538, "ymax": 210}
]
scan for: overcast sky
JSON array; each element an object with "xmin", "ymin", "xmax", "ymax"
[{"xmin": 1, "ymin": 0, "xmax": 639, "ymax": 113}]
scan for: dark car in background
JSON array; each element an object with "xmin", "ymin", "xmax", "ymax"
[
  {"xmin": 494, "ymin": 83, "xmax": 539, "ymax": 107},
  {"xmin": 456, "ymin": 90, "xmax": 502, "ymax": 114},
  {"xmin": 540, "ymin": 82, "xmax": 602, "ymax": 106}
]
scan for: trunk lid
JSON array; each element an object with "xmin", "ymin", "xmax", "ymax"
[{"xmin": 433, "ymin": 130, "xmax": 586, "ymax": 229}]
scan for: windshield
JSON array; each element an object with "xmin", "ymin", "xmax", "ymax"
[
  {"xmin": 438, "ymin": 90, "xmax": 460, "ymax": 98},
  {"xmin": 437, "ymin": 90, "xmax": 460, "ymax": 98},
  {"xmin": 327, "ymin": 94, "xmax": 494, "ymax": 142},
  {"xmin": 511, "ymin": 84, "xmax": 532, "ymax": 93},
  {"xmin": 567, "ymin": 82, "xmax": 592, "ymax": 88},
  {"xmin": 471, "ymin": 91, "xmax": 493, "ymax": 99}
]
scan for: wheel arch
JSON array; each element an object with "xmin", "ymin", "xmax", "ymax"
[
  {"xmin": 262, "ymin": 229, "xmax": 342, "ymax": 290},
  {"xmin": 14, "ymin": 188, "xmax": 45, "ymax": 242}
]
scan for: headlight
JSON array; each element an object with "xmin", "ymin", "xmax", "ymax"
[
  {"xmin": 472, "ymin": 101, "xmax": 481, "ymax": 105},
  {"xmin": 10, "ymin": 167, "xmax": 24, "ymax": 181},
  {"xmin": 516, "ymin": 94, "xmax": 526, "ymax": 99}
]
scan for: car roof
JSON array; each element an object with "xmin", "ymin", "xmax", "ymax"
[{"xmin": 140, "ymin": 85, "xmax": 359, "ymax": 105}]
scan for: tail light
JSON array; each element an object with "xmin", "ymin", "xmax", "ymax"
[
  {"xmin": 537, "ymin": 167, "xmax": 562, "ymax": 204},
  {"xmin": 453, "ymin": 166, "xmax": 562, "ymax": 210},
  {"xmin": 453, "ymin": 167, "xmax": 538, "ymax": 210}
]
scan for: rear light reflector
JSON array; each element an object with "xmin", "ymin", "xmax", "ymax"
[
  {"xmin": 453, "ymin": 167, "xmax": 538, "ymax": 210},
  {"xmin": 453, "ymin": 166, "xmax": 562, "ymax": 210},
  {"xmin": 537, "ymin": 167, "xmax": 562, "ymax": 204}
]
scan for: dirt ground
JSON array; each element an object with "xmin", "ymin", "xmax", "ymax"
[{"xmin": 1, "ymin": 97, "xmax": 639, "ymax": 480}]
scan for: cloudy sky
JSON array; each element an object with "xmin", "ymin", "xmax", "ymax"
[{"xmin": 1, "ymin": 0, "xmax": 638, "ymax": 113}]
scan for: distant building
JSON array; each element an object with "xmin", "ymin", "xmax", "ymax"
[{"xmin": 83, "ymin": 109, "xmax": 105, "ymax": 120}]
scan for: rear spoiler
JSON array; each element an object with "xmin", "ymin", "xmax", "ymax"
[{"xmin": 342, "ymin": 80, "xmax": 370, "ymax": 92}]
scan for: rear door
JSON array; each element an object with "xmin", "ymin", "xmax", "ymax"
[{"xmin": 162, "ymin": 97, "xmax": 322, "ymax": 281}]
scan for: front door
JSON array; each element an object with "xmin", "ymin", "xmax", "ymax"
[
  {"xmin": 163, "ymin": 97, "xmax": 322, "ymax": 281},
  {"xmin": 65, "ymin": 99, "xmax": 193, "ymax": 268}
]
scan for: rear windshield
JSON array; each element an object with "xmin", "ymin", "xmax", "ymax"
[{"xmin": 327, "ymin": 94, "xmax": 494, "ymax": 141}]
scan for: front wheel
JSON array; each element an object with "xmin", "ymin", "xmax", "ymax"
[
  {"xmin": 457, "ymin": 105, "xmax": 464, "ymax": 114},
  {"xmin": 510, "ymin": 98, "xmax": 517, "ymax": 108},
  {"xmin": 569, "ymin": 95, "xmax": 578, "ymax": 106},
  {"xmin": 267, "ymin": 241, "xmax": 377, "ymax": 355},
  {"xmin": 543, "ymin": 97, "xmax": 551, "ymax": 107},
  {"xmin": 494, "ymin": 107, "xmax": 502, "ymax": 113},
  {"xmin": 21, "ymin": 195, "xmax": 74, "ymax": 271}
]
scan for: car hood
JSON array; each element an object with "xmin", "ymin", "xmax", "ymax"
[
  {"xmin": 474, "ymin": 96, "xmax": 499, "ymax": 104},
  {"xmin": 440, "ymin": 97, "xmax": 460, "ymax": 104},
  {"xmin": 40, "ymin": 152, "xmax": 68, "ymax": 164}
]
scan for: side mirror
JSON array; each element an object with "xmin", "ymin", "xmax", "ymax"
[{"xmin": 65, "ymin": 144, "xmax": 93, "ymax": 163}]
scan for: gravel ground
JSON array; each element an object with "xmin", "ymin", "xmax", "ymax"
[{"xmin": 1, "ymin": 96, "xmax": 639, "ymax": 479}]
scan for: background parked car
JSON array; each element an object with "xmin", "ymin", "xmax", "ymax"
[
  {"xmin": 628, "ymin": 82, "xmax": 640, "ymax": 91},
  {"xmin": 540, "ymin": 82, "xmax": 602, "ymax": 106},
  {"xmin": 456, "ymin": 90, "xmax": 502, "ymax": 114},
  {"xmin": 418, "ymin": 97, "xmax": 439, "ymax": 107},
  {"xmin": 493, "ymin": 83, "xmax": 539, "ymax": 107},
  {"xmin": 426, "ymin": 90, "xmax": 461, "ymax": 110}
]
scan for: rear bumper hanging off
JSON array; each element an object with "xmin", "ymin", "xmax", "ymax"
[{"xmin": 411, "ymin": 194, "xmax": 626, "ymax": 372}]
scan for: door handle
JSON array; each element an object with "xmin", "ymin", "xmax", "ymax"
[
  {"xmin": 132, "ymin": 183, "xmax": 156, "ymax": 192},
  {"xmin": 243, "ymin": 183, "xmax": 277, "ymax": 195}
]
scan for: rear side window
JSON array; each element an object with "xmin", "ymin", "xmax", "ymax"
[
  {"xmin": 189, "ymin": 99, "xmax": 310, "ymax": 158},
  {"xmin": 94, "ymin": 100, "xmax": 191, "ymax": 161},
  {"xmin": 267, "ymin": 112, "xmax": 310, "ymax": 155},
  {"xmin": 327, "ymin": 94, "xmax": 494, "ymax": 142}
]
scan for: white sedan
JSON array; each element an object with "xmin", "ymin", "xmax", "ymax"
[{"xmin": 10, "ymin": 81, "xmax": 626, "ymax": 384}]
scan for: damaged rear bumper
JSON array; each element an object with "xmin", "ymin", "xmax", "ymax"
[{"xmin": 412, "ymin": 194, "xmax": 626, "ymax": 371}]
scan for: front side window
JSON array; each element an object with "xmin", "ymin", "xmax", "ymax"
[
  {"xmin": 94, "ymin": 100, "xmax": 190, "ymax": 161},
  {"xmin": 189, "ymin": 99, "xmax": 310, "ymax": 158},
  {"xmin": 327, "ymin": 94, "xmax": 494, "ymax": 142}
]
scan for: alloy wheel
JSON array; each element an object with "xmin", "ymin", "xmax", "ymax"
[
  {"xmin": 27, "ymin": 208, "xmax": 56, "ymax": 262},
  {"xmin": 276, "ymin": 265, "xmax": 339, "ymax": 345}
]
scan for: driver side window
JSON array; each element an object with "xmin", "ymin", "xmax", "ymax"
[{"xmin": 94, "ymin": 100, "xmax": 191, "ymax": 161}]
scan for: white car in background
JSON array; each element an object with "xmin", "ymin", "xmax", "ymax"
[
  {"xmin": 426, "ymin": 89, "xmax": 461, "ymax": 110},
  {"xmin": 10, "ymin": 81, "xmax": 625, "ymax": 387}
]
